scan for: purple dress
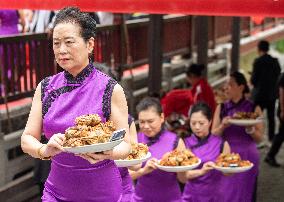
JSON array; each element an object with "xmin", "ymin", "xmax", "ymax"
[
  {"xmin": 133, "ymin": 130, "xmax": 182, "ymax": 202},
  {"xmin": 41, "ymin": 63, "xmax": 123, "ymax": 201},
  {"xmin": 183, "ymin": 134, "xmax": 224, "ymax": 202},
  {"xmin": 220, "ymin": 98, "xmax": 259, "ymax": 202},
  {"xmin": 0, "ymin": 10, "xmax": 19, "ymax": 35},
  {"xmin": 118, "ymin": 115, "xmax": 135, "ymax": 202}
]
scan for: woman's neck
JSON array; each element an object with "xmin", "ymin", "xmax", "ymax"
[
  {"xmin": 68, "ymin": 61, "xmax": 89, "ymax": 77},
  {"xmin": 192, "ymin": 77, "xmax": 202, "ymax": 86},
  {"xmin": 231, "ymin": 94, "xmax": 243, "ymax": 103}
]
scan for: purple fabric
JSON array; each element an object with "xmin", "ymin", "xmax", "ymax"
[
  {"xmin": 220, "ymin": 99, "xmax": 259, "ymax": 202},
  {"xmin": 0, "ymin": 10, "xmax": 19, "ymax": 35},
  {"xmin": 133, "ymin": 130, "xmax": 182, "ymax": 202},
  {"xmin": 118, "ymin": 167, "xmax": 134, "ymax": 202},
  {"xmin": 183, "ymin": 134, "xmax": 224, "ymax": 202},
  {"xmin": 41, "ymin": 64, "xmax": 122, "ymax": 201}
]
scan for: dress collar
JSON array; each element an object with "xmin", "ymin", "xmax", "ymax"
[
  {"xmin": 146, "ymin": 127, "xmax": 165, "ymax": 147},
  {"xmin": 190, "ymin": 133, "xmax": 211, "ymax": 149},
  {"xmin": 229, "ymin": 96, "xmax": 246, "ymax": 108},
  {"xmin": 64, "ymin": 63, "xmax": 94, "ymax": 85}
]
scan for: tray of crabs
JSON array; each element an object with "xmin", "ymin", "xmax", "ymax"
[
  {"xmin": 114, "ymin": 143, "xmax": 151, "ymax": 167},
  {"xmin": 155, "ymin": 149, "xmax": 201, "ymax": 172},
  {"xmin": 213, "ymin": 153, "xmax": 254, "ymax": 173},
  {"xmin": 63, "ymin": 114, "xmax": 125, "ymax": 154}
]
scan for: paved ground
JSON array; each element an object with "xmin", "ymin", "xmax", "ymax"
[{"xmin": 257, "ymin": 143, "xmax": 284, "ymax": 202}]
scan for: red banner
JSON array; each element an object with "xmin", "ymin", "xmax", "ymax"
[{"xmin": 0, "ymin": 0, "xmax": 284, "ymax": 17}]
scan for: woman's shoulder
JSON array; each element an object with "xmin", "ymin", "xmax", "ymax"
[
  {"xmin": 163, "ymin": 130, "xmax": 178, "ymax": 138},
  {"xmin": 210, "ymin": 134, "xmax": 223, "ymax": 142}
]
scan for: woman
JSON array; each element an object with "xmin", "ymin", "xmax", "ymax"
[
  {"xmin": 186, "ymin": 63, "xmax": 216, "ymax": 114},
  {"xmin": 21, "ymin": 7, "xmax": 131, "ymax": 201},
  {"xmin": 130, "ymin": 97, "xmax": 183, "ymax": 202},
  {"xmin": 178, "ymin": 102, "xmax": 230, "ymax": 202},
  {"xmin": 212, "ymin": 71, "xmax": 263, "ymax": 202}
]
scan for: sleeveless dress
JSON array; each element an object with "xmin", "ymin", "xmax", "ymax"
[
  {"xmin": 183, "ymin": 134, "xmax": 224, "ymax": 202},
  {"xmin": 41, "ymin": 63, "xmax": 123, "ymax": 201},
  {"xmin": 220, "ymin": 98, "xmax": 259, "ymax": 202},
  {"xmin": 133, "ymin": 130, "xmax": 182, "ymax": 202},
  {"xmin": 118, "ymin": 115, "xmax": 135, "ymax": 202}
]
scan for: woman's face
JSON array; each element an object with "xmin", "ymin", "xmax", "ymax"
[
  {"xmin": 225, "ymin": 77, "xmax": 244, "ymax": 100},
  {"xmin": 138, "ymin": 107, "xmax": 164, "ymax": 138},
  {"xmin": 53, "ymin": 23, "xmax": 94, "ymax": 74},
  {"xmin": 190, "ymin": 111, "xmax": 211, "ymax": 139}
]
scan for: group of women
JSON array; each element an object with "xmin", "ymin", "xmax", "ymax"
[{"xmin": 21, "ymin": 6, "xmax": 263, "ymax": 202}]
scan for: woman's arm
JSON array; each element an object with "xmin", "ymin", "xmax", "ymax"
[
  {"xmin": 109, "ymin": 84, "xmax": 131, "ymax": 159},
  {"xmin": 177, "ymin": 162, "xmax": 214, "ymax": 183},
  {"xmin": 129, "ymin": 158, "xmax": 158, "ymax": 180},
  {"xmin": 212, "ymin": 104, "xmax": 227, "ymax": 135},
  {"xmin": 21, "ymin": 84, "xmax": 43, "ymax": 158},
  {"xmin": 21, "ymin": 83, "xmax": 64, "ymax": 159}
]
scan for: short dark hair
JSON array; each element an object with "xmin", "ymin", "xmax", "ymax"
[
  {"xmin": 136, "ymin": 97, "xmax": 162, "ymax": 115},
  {"xmin": 189, "ymin": 102, "xmax": 212, "ymax": 121},
  {"xmin": 230, "ymin": 71, "xmax": 250, "ymax": 94},
  {"xmin": 257, "ymin": 40, "xmax": 269, "ymax": 52},
  {"xmin": 54, "ymin": 7, "xmax": 96, "ymax": 42},
  {"xmin": 186, "ymin": 64, "xmax": 205, "ymax": 77}
]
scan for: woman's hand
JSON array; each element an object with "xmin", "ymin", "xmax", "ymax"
[
  {"xmin": 141, "ymin": 158, "xmax": 158, "ymax": 175},
  {"xmin": 78, "ymin": 150, "xmax": 115, "ymax": 164},
  {"xmin": 245, "ymin": 126, "xmax": 255, "ymax": 134},
  {"xmin": 201, "ymin": 161, "xmax": 215, "ymax": 174},
  {"xmin": 221, "ymin": 116, "xmax": 231, "ymax": 129},
  {"xmin": 42, "ymin": 133, "xmax": 65, "ymax": 158}
]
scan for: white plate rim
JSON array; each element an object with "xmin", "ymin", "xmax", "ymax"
[
  {"xmin": 213, "ymin": 163, "xmax": 254, "ymax": 173},
  {"xmin": 155, "ymin": 158, "xmax": 201, "ymax": 172},
  {"xmin": 114, "ymin": 152, "xmax": 152, "ymax": 167},
  {"xmin": 228, "ymin": 118, "xmax": 263, "ymax": 126},
  {"xmin": 63, "ymin": 138, "xmax": 123, "ymax": 154}
]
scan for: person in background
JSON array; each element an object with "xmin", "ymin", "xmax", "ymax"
[
  {"xmin": 178, "ymin": 102, "xmax": 230, "ymax": 201},
  {"xmin": 212, "ymin": 71, "xmax": 263, "ymax": 202},
  {"xmin": 97, "ymin": 12, "xmax": 114, "ymax": 25},
  {"xmin": 21, "ymin": 7, "xmax": 131, "ymax": 201},
  {"xmin": 186, "ymin": 63, "xmax": 216, "ymax": 114},
  {"xmin": 29, "ymin": 10, "xmax": 55, "ymax": 33},
  {"xmin": 0, "ymin": 9, "xmax": 26, "ymax": 35},
  {"xmin": 265, "ymin": 72, "xmax": 284, "ymax": 167},
  {"xmin": 250, "ymin": 40, "xmax": 281, "ymax": 141},
  {"xmin": 130, "ymin": 97, "xmax": 184, "ymax": 202}
]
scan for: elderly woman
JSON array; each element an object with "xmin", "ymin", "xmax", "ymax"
[
  {"xmin": 130, "ymin": 97, "xmax": 184, "ymax": 202},
  {"xmin": 212, "ymin": 71, "xmax": 263, "ymax": 202},
  {"xmin": 21, "ymin": 7, "xmax": 131, "ymax": 201}
]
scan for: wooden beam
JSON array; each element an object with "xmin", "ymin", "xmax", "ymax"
[
  {"xmin": 231, "ymin": 17, "xmax": 241, "ymax": 72},
  {"xmin": 148, "ymin": 14, "xmax": 163, "ymax": 97}
]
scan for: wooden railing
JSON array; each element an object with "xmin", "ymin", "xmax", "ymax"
[
  {"xmin": 0, "ymin": 16, "xmax": 281, "ymax": 104},
  {"xmin": 0, "ymin": 33, "xmax": 56, "ymax": 103}
]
